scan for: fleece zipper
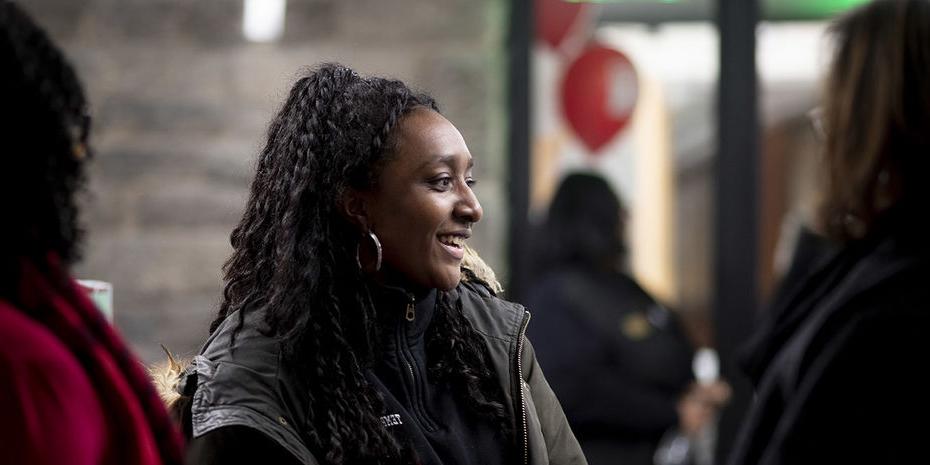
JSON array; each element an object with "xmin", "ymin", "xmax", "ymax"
[{"xmin": 395, "ymin": 291, "xmax": 439, "ymax": 431}]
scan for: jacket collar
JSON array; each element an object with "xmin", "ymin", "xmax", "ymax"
[
  {"xmin": 739, "ymin": 229, "xmax": 925, "ymax": 384},
  {"xmin": 369, "ymin": 281, "xmax": 437, "ymax": 342}
]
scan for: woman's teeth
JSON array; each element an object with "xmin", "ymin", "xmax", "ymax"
[{"xmin": 439, "ymin": 235, "xmax": 464, "ymax": 248}]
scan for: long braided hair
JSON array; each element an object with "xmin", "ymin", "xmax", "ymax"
[
  {"xmin": 211, "ymin": 63, "xmax": 511, "ymax": 464},
  {"xmin": 0, "ymin": 1, "xmax": 89, "ymax": 298}
]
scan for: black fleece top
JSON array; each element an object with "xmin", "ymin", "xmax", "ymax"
[
  {"xmin": 369, "ymin": 285, "xmax": 509, "ymax": 465},
  {"xmin": 186, "ymin": 285, "xmax": 509, "ymax": 465}
]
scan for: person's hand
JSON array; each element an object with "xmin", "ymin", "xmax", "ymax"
[{"xmin": 676, "ymin": 381, "xmax": 731, "ymax": 437}]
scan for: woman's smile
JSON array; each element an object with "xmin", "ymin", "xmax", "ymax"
[{"xmin": 437, "ymin": 230, "xmax": 470, "ymax": 260}]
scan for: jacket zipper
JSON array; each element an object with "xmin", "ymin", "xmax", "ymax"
[
  {"xmin": 515, "ymin": 310, "xmax": 531, "ymax": 465},
  {"xmin": 405, "ymin": 301, "xmax": 415, "ymax": 321},
  {"xmin": 405, "ymin": 360, "xmax": 416, "ymax": 385}
]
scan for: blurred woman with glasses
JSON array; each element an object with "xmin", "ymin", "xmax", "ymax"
[{"xmin": 729, "ymin": 1, "xmax": 930, "ymax": 463}]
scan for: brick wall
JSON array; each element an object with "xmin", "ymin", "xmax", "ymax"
[{"xmin": 22, "ymin": 0, "xmax": 508, "ymax": 362}]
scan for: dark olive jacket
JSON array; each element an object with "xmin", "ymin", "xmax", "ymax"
[{"xmin": 178, "ymin": 279, "xmax": 587, "ymax": 465}]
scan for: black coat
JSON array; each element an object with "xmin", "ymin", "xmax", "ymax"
[
  {"xmin": 728, "ymin": 224, "xmax": 930, "ymax": 465},
  {"xmin": 526, "ymin": 266, "xmax": 694, "ymax": 465}
]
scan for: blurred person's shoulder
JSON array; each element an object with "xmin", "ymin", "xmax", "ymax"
[
  {"xmin": 812, "ymin": 231, "xmax": 930, "ymax": 353},
  {"xmin": 0, "ymin": 300, "xmax": 92, "ymax": 378},
  {"xmin": 0, "ymin": 301, "xmax": 108, "ymax": 462}
]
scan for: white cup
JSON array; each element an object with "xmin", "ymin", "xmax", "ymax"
[{"xmin": 76, "ymin": 279, "xmax": 113, "ymax": 322}]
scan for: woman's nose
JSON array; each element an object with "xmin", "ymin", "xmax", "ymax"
[{"xmin": 455, "ymin": 185, "xmax": 483, "ymax": 224}]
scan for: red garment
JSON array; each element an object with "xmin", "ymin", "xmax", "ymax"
[{"xmin": 0, "ymin": 255, "xmax": 183, "ymax": 465}]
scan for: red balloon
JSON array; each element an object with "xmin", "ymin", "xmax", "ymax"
[
  {"xmin": 535, "ymin": 0, "xmax": 587, "ymax": 49},
  {"xmin": 560, "ymin": 44, "xmax": 639, "ymax": 153}
]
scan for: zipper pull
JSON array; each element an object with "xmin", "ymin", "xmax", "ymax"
[{"xmin": 405, "ymin": 301, "xmax": 415, "ymax": 321}]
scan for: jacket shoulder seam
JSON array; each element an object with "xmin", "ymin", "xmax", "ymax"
[{"xmin": 456, "ymin": 283, "xmax": 525, "ymax": 341}]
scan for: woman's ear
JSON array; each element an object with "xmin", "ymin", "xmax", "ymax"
[{"xmin": 340, "ymin": 188, "xmax": 369, "ymax": 230}]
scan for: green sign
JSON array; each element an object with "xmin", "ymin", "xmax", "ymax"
[
  {"xmin": 565, "ymin": 0, "xmax": 873, "ymax": 20},
  {"xmin": 766, "ymin": 0, "xmax": 872, "ymax": 19}
]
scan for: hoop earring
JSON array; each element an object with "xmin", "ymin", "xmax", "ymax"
[{"xmin": 356, "ymin": 231, "xmax": 382, "ymax": 272}]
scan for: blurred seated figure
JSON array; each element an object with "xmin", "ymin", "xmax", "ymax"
[
  {"xmin": 0, "ymin": 3, "xmax": 182, "ymax": 464},
  {"xmin": 527, "ymin": 172, "xmax": 726, "ymax": 465},
  {"xmin": 728, "ymin": 1, "xmax": 930, "ymax": 464}
]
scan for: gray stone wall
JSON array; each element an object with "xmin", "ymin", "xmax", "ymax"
[{"xmin": 22, "ymin": 0, "xmax": 508, "ymax": 362}]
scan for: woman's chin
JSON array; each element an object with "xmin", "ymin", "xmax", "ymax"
[{"xmin": 431, "ymin": 268, "xmax": 462, "ymax": 291}]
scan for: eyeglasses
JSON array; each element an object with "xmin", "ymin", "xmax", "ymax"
[{"xmin": 807, "ymin": 106, "xmax": 825, "ymax": 141}]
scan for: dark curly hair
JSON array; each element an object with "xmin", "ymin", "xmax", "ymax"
[
  {"xmin": 0, "ymin": 1, "xmax": 89, "ymax": 299},
  {"xmin": 210, "ymin": 63, "xmax": 511, "ymax": 464},
  {"xmin": 533, "ymin": 172, "xmax": 626, "ymax": 273}
]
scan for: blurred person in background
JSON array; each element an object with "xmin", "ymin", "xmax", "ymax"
[
  {"xmin": 526, "ymin": 172, "xmax": 728, "ymax": 465},
  {"xmin": 168, "ymin": 63, "xmax": 585, "ymax": 465},
  {"xmin": 729, "ymin": 1, "xmax": 930, "ymax": 464},
  {"xmin": 0, "ymin": 2, "xmax": 183, "ymax": 465}
]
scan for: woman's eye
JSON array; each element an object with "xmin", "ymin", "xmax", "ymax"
[
  {"xmin": 466, "ymin": 177, "xmax": 477, "ymax": 188},
  {"xmin": 430, "ymin": 177, "xmax": 453, "ymax": 191}
]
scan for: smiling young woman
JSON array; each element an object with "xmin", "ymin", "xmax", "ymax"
[
  {"xmin": 344, "ymin": 107, "xmax": 483, "ymax": 293},
  {"xmin": 171, "ymin": 64, "xmax": 586, "ymax": 465}
]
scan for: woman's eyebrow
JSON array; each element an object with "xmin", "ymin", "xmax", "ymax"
[{"xmin": 417, "ymin": 153, "xmax": 474, "ymax": 170}]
